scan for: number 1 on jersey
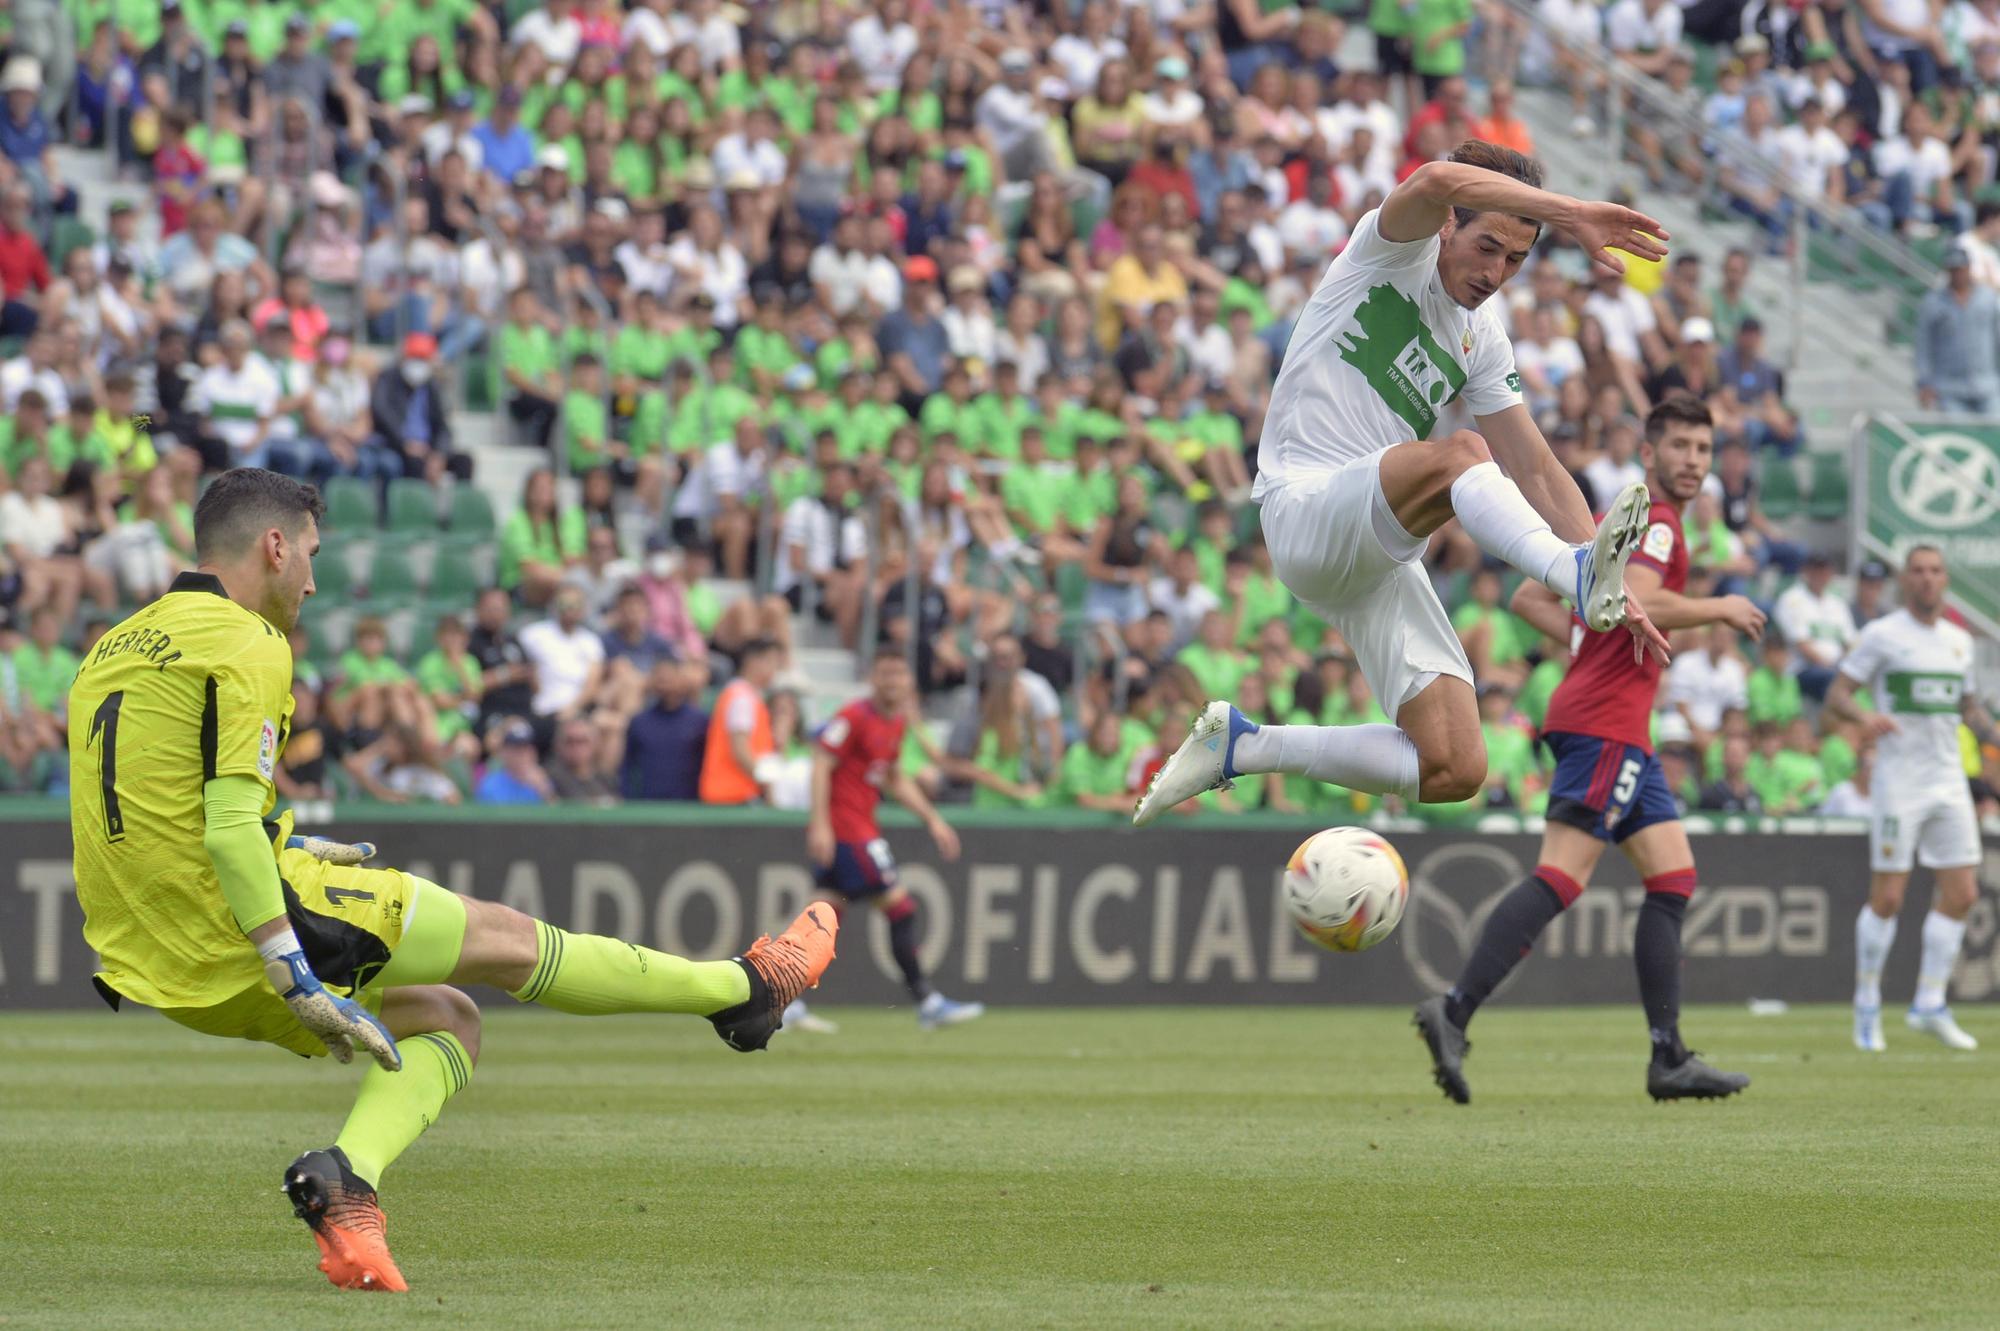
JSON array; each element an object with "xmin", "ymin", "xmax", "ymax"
[{"xmin": 88, "ymin": 690, "xmax": 126, "ymax": 841}]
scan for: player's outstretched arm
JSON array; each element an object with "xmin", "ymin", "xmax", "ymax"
[
  {"xmin": 1624, "ymin": 564, "xmax": 1768, "ymax": 637},
  {"xmin": 1380, "ymin": 160, "xmax": 1669, "ymax": 273}
]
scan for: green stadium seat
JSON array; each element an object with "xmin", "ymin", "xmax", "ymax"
[
  {"xmin": 322, "ymin": 475, "xmax": 377, "ymax": 532},
  {"xmin": 386, "ymin": 478, "xmax": 441, "ymax": 535},
  {"xmin": 462, "ymin": 352, "xmax": 496, "ymax": 411},
  {"xmin": 428, "ymin": 543, "xmax": 485, "ymax": 607},
  {"xmin": 312, "ymin": 547, "xmax": 354, "ymax": 601},
  {"xmin": 1806, "ymin": 452, "xmax": 1849, "ymax": 521},
  {"xmin": 1759, "ymin": 459, "xmax": 1802, "ymax": 521},
  {"xmin": 50, "ymin": 218, "xmax": 94, "ymax": 268},
  {"xmin": 1055, "ymin": 560, "xmax": 1088, "ymax": 612},
  {"xmin": 366, "ymin": 546, "xmax": 423, "ymax": 605},
  {"xmin": 446, "ymin": 486, "xmax": 497, "ymax": 541}
]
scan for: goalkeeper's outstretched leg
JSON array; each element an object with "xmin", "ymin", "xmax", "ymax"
[{"xmin": 265, "ymin": 849, "xmax": 838, "ymax": 1291}]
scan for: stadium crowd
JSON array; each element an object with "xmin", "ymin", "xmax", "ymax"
[{"xmin": 0, "ymin": 0, "xmax": 1991, "ymax": 822}]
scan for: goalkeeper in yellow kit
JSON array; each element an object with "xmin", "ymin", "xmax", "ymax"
[{"xmin": 68, "ymin": 469, "xmax": 838, "ymax": 1293}]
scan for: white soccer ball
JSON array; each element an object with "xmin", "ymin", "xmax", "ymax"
[{"xmin": 1283, "ymin": 826, "xmax": 1410, "ymax": 953}]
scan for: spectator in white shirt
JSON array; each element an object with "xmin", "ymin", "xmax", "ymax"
[
  {"xmin": 664, "ymin": 204, "xmax": 750, "ymax": 328},
  {"xmin": 978, "ymin": 50, "xmax": 1062, "ymax": 182},
  {"xmin": 0, "ymin": 329, "xmax": 69, "ymax": 414},
  {"xmin": 1582, "ymin": 265, "xmax": 1667, "ymax": 378},
  {"xmin": 1147, "ymin": 545, "xmax": 1220, "ymax": 652},
  {"xmin": 1874, "ymin": 101, "xmax": 1971, "ymax": 234},
  {"xmin": 1604, "ymin": 0, "xmax": 1683, "ymax": 75},
  {"xmin": 941, "ymin": 266, "xmax": 1000, "ymax": 371},
  {"xmin": 776, "ymin": 462, "xmax": 869, "ymax": 645},
  {"xmin": 190, "ymin": 320, "xmax": 282, "ymax": 469},
  {"xmin": 519, "ymin": 586, "xmax": 609, "ymax": 720},
  {"xmin": 1050, "ymin": 2, "xmax": 1128, "ymax": 99},
  {"xmin": 1276, "ymin": 169, "xmax": 1349, "ymax": 258},
  {"xmin": 1583, "ymin": 415, "xmax": 1647, "ymax": 502},
  {"xmin": 665, "ymin": 0, "xmax": 743, "ymax": 71},
  {"xmin": 1772, "ymin": 552, "xmax": 1856, "ymax": 699},
  {"xmin": 1662, "ymin": 623, "xmax": 1750, "ymax": 741},
  {"xmin": 1772, "ymin": 97, "xmax": 1849, "ymax": 200},
  {"xmin": 848, "ymin": 0, "xmax": 919, "ymax": 91}
]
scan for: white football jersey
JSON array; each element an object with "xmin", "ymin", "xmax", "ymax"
[
  {"xmin": 1837, "ymin": 608, "xmax": 1977, "ymax": 799},
  {"xmin": 1254, "ymin": 208, "xmax": 1525, "ymax": 501}
]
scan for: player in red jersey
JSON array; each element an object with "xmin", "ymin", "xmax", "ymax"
[
  {"xmin": 1415, "ymin": 395, "xmax": 1768, "ymax": 1103},
  {"xmin": 790, "ymin": 647, "xmax": 985, "ymax": 1034}
]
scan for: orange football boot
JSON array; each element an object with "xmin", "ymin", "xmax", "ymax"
[
  {"xmin": 709, "ymin": 903, "xmax": 840, "ymax": 1051},
  {"xmin": 282, "ymin": 1147, "xmax": 409, "ymax": 1292}
]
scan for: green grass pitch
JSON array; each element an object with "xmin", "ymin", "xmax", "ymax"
[{"xmin": 3, "ymin": 1004, "xmax": 1995, "ymax": 1329}]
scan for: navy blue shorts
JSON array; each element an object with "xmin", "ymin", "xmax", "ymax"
[
  {"xmin": 1543, "ymin": 732, "xmax": 1680, "ymax": 843},
  {"xmin": 814, "ymin": 837, "xmax": 898, "ymax": 900}
]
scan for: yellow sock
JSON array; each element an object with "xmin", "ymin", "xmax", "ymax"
[
  {"xmin": 509, "ymin": 921, "xmax": 750, "ymax": 1016},
  {"xmin": 333, "ymin": 1031, "xmax": 471, "ymax": 1187}
]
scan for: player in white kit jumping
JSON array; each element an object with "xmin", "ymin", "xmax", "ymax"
[
  {"xmin": 1135, "ymin": 141, "xmax": 1671, "ymax": 824},
  {"xmin": 1823, "ymin": 546, "xmax": 1998, "ymax": 1052}
]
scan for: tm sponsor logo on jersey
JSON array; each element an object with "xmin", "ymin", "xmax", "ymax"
[{"xmin": 1333, "ymin": 284, "xmax": 1466, "ymax": 437}]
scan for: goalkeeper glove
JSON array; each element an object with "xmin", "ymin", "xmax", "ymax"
[
  {"xmin": 285, "ymin": 833, "xmax": 378, "ymax": 866},
  {"xmin": 258, "ymin": 929, "xmax": 401, "ymax": 1070}
]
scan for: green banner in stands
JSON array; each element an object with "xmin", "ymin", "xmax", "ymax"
[{"xmin": 1854, "ymin": 416, "xmax": 2000, "ymax": 634}]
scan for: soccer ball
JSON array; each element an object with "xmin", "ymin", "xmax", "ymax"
[{"xmin": 1283, "ymin": 827, "xmax": 1410, "ymax": 953}]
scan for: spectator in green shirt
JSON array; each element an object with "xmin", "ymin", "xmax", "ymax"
[
  {"xmin": 1411, "ymin": 0, "xmax": 1474, "ymax": 85},
  {"xmin": 12, "ymin": 606, "xmax": 78, "ymax": 742},
  {"xmin": 972, "ymin": 360, "xmax": 1035, "ymax": 461},
  {"xmin": 1452, "ymin": 566, "xmax": 1535, "ymax": 688},
  {"xmin": 500, "ymin": 286, "xmax": 561, "ymax": 449},
  {"xmin": 1057, "ymin": 710, "xmax": 1140, "ymax": 812},
  {"xmin": 1745, "ymin": 633, "xmax": 1803, "ymax": 727},
  {"xmin": 332, "ymin": 616, "xmax": 433, "ymax": 744},
  {"xmin": 499, "ymin": 467, "xmax": 586, "ymax": 605},
  {"xmin": 954, "ymin": 682, "xmax": 1046, "ymax": 809},
  {"xmin": 1177, "ymin": 609, "xmax": 1254, "ymax": 702},
  {"xmin": 414, "ymin": 614, "xmax": 485, "ymax": 760},
  {"xmin": 1747, "ymin": 721, "xmax": 1823, "ymax": 815}
]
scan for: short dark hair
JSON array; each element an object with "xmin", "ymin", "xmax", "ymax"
[
  {"xmin": 1447, "ymin": 140, "xmax": 1545, "ymax": 233},
  {"xmin": 193, "ymin": 467, "xmax": 324, "ymax": 562},
  {"xmin": 1644, "ymin": 392, "xmax": 1712, "ymax": 442},
  {"xmin": 1905, "ymin": 543, "xmax": 1944, "ymax": 567},
  {"xmin": 740, "ymin": 636, "xmax": 781, "ymax": 662},
  {"xmin": 873, "ymin": 643, "xmax": 908, "ymax": 665}
]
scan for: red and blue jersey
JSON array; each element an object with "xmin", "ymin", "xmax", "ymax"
[
  {"xmin": 816, "ymin": 697, "xmax": 906, "ymax": 843},
  {"xmin": 1542, "ymin": 498, "xmax": 1686, "ymax": 753}
]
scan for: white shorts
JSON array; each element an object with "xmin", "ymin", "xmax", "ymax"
[
  {"xmin": 1870, "ymin": 790, "xmax": 1982, "ymax": 873},
  {"xmin": 1258, "ymin": 453, "xmax": 1473, "ymax": 717}
]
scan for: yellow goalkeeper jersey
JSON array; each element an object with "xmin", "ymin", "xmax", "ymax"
[{"xmin": 69, "ymin": 571, "xmax": 295, "ymax": 1008}]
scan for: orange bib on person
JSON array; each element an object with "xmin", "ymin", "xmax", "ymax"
[{"xmin": 700, "ymin": 679, "xmax": 773, "ymax": 804}]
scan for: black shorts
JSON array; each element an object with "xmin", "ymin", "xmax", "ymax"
[
  {"xmin": 814, "ymin": 838, "xmax": 897, "ymax": 901},
  {"xmin": 1376, "ymin": 33, "xmax": 1413, "ymax": 77},
  {"xmin": 783, "ymin": 580, "xmax": 837, "ymax": 622}
]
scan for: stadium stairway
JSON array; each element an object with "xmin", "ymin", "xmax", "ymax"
[{"xmin": 1505, "ymin": 86, "xmax": 1919, "ymax": 445}]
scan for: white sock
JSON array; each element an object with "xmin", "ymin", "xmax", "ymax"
[
  {"xmin": 1230, "ymin": 722, "xmax": 1421, "ymax": 800},
  {"xmin": 1449, "ymin": 461, "xmax": 1578, "ymax": 595},
  {"xmin": 1854, "ymin": 906, "xmax": 1897, "ymax": 1009},
  {"xmin": 1914, "ymin": 910, "xmax": 1967, "ymax": 1012}
]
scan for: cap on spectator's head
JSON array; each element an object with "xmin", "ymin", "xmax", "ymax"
[
  {"xmin": 326, "ymin": 17, "xmax": 358, "ymax": 40},
  {"xmin": 943, "ymin": 148, "xmax": 968, "ymax": 171},
  {"xmin": 1476, "ymin": 680, "xmax": 1514, "ymax": 699},
  {"xmin": 1679, "ymin": 316, "xmax": 1715, "ymax": 344},
  {"xmin": 1667, "ymin": 45, "xmax": 1694, "ymax": 65},
  {"xmin": 161, "ymin": 0, "xmax": 183, "ymax": 15},
  {"xmin": 1944, "ymin": 242, "xmax": 1972, "ymax": 268},
  {"xmin": 1156, "ymin": 55, "xmax": 1190, "ymax": 79},
  {"xmin": 402, "ymin": 332, "xmax": 438, "ymax": 360},
  {"xmin": 1804, "ymin": 550, "xmax": 1834, "ymax": 569},
  {"xmin": 724, "ymin": 167, "xmax": 761, "ymax": 192},
  {"xmin": 1859, "ymin": 558, "xmax": 1890, "ymax": 581},
  {"xmin": 683, "ymin": 160, "xmax": 717, "ymax": 190},
  {"xmin": 309, "ymin": 170, "xmax": 349, "ymax": 208},
  {"xmin": 1655, "ymin": 711, "xmax": 1696, "ymax": 749},
  {"xmin": 947, "ymin": 265, "xmax": 983, "ymax": 294},
  {"xmin": 497, "ymin": 84, "xmax": 523, "ymax": 107},
  {"xmin": 501, "ymin": 720, "xmax": 537, "ymax": 748},
  {"xmin": 1735, "ymin": 33, "xmax": 1769, "ymax": 55},
  {"xmin": 259, "ymin": 311, "xmax": 292, "ymax": 333},
  {"xmin": 448, "ymin": 88, "xmax": 476, "ymax": 111},
  {"xmin": 285, "ymin": 12, "xmax": 310, "ymax": 33},
  {"xmin": 687, "ymin": 290, "xmax": 716, "ymax": 310},
  {"xmin": 537, "ymin": 144, "xmax": 570, "ymax": 172},
  {"xmin": 108, "ymin": 198, "xmax": 135, "ymax": 216},
  {"xmin": 511, "ymin": 168, "xmax": 537, "ymax": 190},
  {"xmin": 1738, "ymin": 315, "xmax": 1763, "ymax": 333},
  {"xmin": 225, "ymin": 18, "xmax": 249, "ymax": 37},
  {"xmin": 399, "ymin": 94, "xmax": 433, "ymax": 117},
  {"xmin": 0, "ymin": 57, "xmax": 41, "ymax": 93},
  {"xmin": 1000, "ymin": 48, "xmax": 1032, "ymax": 72},
  {"xmin": 781, "ymin": 363, "xmax": 817, "ymax": 392},
  {"xmin": 904, "ymin": 255, "xmax": 940, "ymax": 284},
  {"xmin": 594, "ymin": 196, "xmax": 630, "ymax": 221}
]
